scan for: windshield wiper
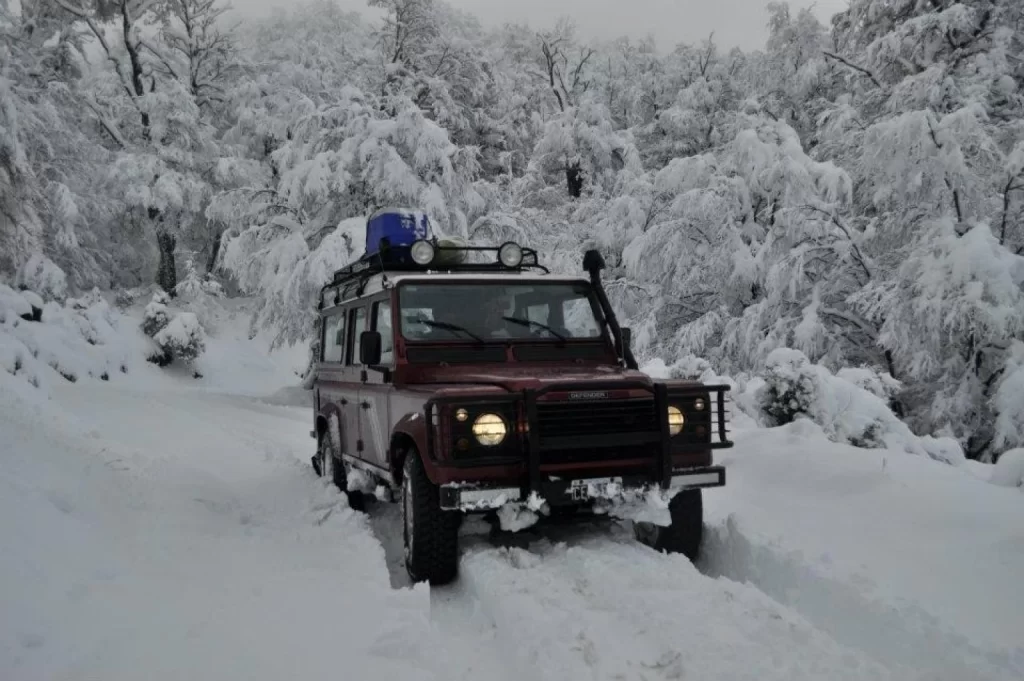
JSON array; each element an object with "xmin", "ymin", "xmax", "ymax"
[
  {"xmin": 502, "ymin": 316, "xmax": 568, "ymax": 342},
  {"xmin": 419, "ymin": 319, "xmax": 486, "ymax": 343}
]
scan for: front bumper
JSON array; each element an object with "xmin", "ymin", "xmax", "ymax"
[{"xmin": 439, "ymin": 465, "xmax": 726, "ymax": 512}]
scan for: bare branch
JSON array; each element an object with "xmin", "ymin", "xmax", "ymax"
[
  {"xmin": 82, "ymin": 98, "xmax": 128, "ymax": 149},
  {"xmin": 51, "ymin": 0, "xmax": 138, "ymax": 103},
  {"xmin": 139, "ymin": 37, "xmax": 181, "ymax": 81},
  {"xmin": 823, "ymin": 51, "xmax": 882, "ymax": 88}
]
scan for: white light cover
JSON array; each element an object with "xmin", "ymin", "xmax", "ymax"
[
  {"xmin": 410, "ymin": 239, "xmax": 435, "ymax": 265},
  {"xmin": 498, "ymin": 242, "xmax": 523, "ymax": 267}
]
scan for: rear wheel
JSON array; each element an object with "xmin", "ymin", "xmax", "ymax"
[
  {"xmin": 402, "ymin": 450, "xmax": 459, "ymax": 585},
  {"xmin": 318, "ymin": 431, "xmax": 364, "ymax": 511}
]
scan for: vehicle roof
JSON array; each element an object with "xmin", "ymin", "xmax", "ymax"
[
  {"xmin": 321, "ymin": 271, "xmax": 591, "ymax": 309},
  {"xmin": 388, "ymin": 273, "xmax": 589, "ymax": 285}
]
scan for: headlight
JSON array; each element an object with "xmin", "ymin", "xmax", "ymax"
[
  {"xmin": 667, "ymin": 406, "xmax": 685, "ymax": 436},
  {"xmin": 472, "ymin": 413, "xmax": 507, "ymax": 446}
]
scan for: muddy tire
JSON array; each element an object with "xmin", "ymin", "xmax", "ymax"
[
  {"xmin": 402, "ymin": 450, "xmax": 459, "ymax": 585},
  {"xmin": 656, "ymin": 489, "xmax": 704, "ymax": 562}
]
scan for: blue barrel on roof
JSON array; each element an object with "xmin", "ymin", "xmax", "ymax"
[{"xmin": 365, "ymin": 208, "xmax": 432, "ymax": 255}]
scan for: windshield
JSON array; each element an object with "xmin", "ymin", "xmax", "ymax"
[{"xmin": 398, "ymin": 281, "xmax": 604, "ymax": 342}]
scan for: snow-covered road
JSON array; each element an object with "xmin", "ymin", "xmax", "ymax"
[{"xmin": 3, "ymin": 375, "xmax": 1022, "ymax": 680}]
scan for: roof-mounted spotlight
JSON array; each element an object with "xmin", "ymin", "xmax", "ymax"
[
  {"xmin": 410, "ymin": 239, "xmax": 436, "ymax": 266},
  {"xmin": 498, "ymin": 242, "xmax": 523, "ymax": 268}
]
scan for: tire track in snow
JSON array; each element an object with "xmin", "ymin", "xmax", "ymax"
[
  {"xmin": 700, "ymin": 515, "xmax": 1023, "ymax": 681},
  {"xmin": 449, "ymin": 530, "xmax": 894, "ymax": 681}
]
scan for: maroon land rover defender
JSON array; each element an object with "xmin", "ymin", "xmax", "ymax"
[{"xmin": 310, "ymin": 231, "xmax": 732, "ymax": 585}]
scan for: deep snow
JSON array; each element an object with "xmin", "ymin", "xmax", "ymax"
[
  {"xmin": 702, "ymin": 419, "xmax": 1024, "ymax": 680},
  {"xmin": 0, "ymin": 377, "xmax": 450, "ymax": 681},
  {"xmin": 2, "ymin": 301, "xmax": 1023, "ymax": 680}
]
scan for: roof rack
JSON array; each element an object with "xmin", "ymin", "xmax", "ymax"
[{"xmin": 328, "ymin": 241, "xmax": 548, "ymax": 290}]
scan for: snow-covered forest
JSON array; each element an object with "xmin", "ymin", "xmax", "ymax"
[{"xmin": 2, "ymin": 0, "xmax": 1024, "ymax": 462}]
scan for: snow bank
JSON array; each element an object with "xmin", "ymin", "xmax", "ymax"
[
  {"xmin": 1, "ymin": 281, "xmax": 304, "ymax": 401},
  {"xmin": 1, "ymin": 285, "xmax": 155, "ymax": 393},
  {"xmin": 0, "ymin": 362, "xmax": 456, "ymax": 681},
  {"xmin": 702, "ymin": 421, "xmax": 1024, "ymax": 679}
]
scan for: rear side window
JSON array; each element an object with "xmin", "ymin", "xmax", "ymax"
[
  {"xmin": 373, "ymin": 300, "xmax": 394, "ymax": 365},
  {"xmin": 348, "ymin": 306, "xmax": 368, "ymax": 365},
  {"xmin": 322, "ymin": 314, "xmax": 345, "ymax": 363}
]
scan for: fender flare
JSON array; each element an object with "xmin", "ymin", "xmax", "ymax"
[{"xmin": 389, "ymin": 412, "xmax": 429, "ymax": 483}]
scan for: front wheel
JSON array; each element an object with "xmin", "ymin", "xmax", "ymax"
[
  {"xmin": 402, "ymin": 451, "xmax": 459, "ymax": 585},
  {"xmin": 658, "ymin": 488, "xmax": 704, "ymax": 561}
]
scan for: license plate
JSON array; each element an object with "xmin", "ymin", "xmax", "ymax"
[{"xmin": 569, "ymin": 478, "xmax": 615, "ymax": 500}]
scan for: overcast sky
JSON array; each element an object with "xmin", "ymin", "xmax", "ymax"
[{"xmin": 226, "ymin": 0, "xmax": 849, "ymax": 51}]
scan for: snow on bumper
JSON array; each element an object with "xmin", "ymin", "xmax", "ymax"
[{"xmin": 439, "ymin": 466, "xmax": 725, "ymax": 512}]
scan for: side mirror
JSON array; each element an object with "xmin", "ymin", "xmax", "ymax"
[
  {"xmin": 621, "ymin": 326, "xmax": 632, "ymax": 353},
  {"xmin": 359, "ymin": 330, "xmax": 382, "ymax": 366}
]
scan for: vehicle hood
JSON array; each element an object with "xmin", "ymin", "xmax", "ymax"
[{"xmin": 407, "ymin": 363, "xmax": 656, "ymax": 393}]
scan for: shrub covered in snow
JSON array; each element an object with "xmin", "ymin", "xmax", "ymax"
[
  {"xmin": 172, "ymin": 261, "xmax": 225, "ymax": 334},
  {"xmin": 836, "ymin": 368, "xmax": 902, "ymax": 405},
  {"xmin": 142, "ymin": 291, "xmax": 172, "ymax": 337},
  {"xmin": 14, "ymin": 254, "xmax": 68, "ymax": 303},
  {"xmin": 1, "ymin": 286, "xmax": 153, "ymax": 392},
  {"xmin": 757, "ymin": 349, "xmax": 820, "ymax": 427},
  {"xmin": 918, "ymin": 435, "xmax": 967, "ymax": 466},
  {"xmin": 989, "ymin": 449, "xmax": 1024, "ymax": 490},
  {"xmin": 140, "ymin": 292, "xmax": 207, "ymax": 366},
  {"xmin": 0, "ymin": 285, "xmax": 34, "ymax": 323},
  {"xmin": 153, "ymin": 313, "xmax": 206, "ymax": 362},
  {"xmin": 754, "ymin": 349, "xmax": 931, "ymax": 457}
]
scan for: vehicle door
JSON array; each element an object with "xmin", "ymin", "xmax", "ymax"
[
  {"xmin": 317, "ymin": 308, "xmax": 356, "ymax": 455},
  {"xmin": 357, "ymin": 296, "xmax": 395, "ymax": 471},
  {"xmin": 339, "ymin": 303, "xmax": 369, "ymax": 461}
]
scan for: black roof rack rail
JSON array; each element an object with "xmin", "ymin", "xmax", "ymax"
[{"xmin": 328, "ymin": 242, "xmax": 548, "ymax": 289}]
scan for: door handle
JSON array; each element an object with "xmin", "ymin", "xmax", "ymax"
[
  {"xmin": 340, "ymin": 398, "xmax": 348, "ymax": 405},
  {"xmin": 360, "ymin": 401, "xmax": 371, "ymax": 410}
]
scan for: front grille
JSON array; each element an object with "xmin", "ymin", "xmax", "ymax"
[
  {"xmin": 540, "ymin": 444, "xmax": 652, "ymax": 465},
  {"xmin": 536, "ymin": 398, "xmax": 659, "ymax": 442}
]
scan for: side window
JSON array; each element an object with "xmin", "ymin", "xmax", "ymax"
[
  {"xmin": 348, "ymin": 306, "xmax": 368, "ymax": 365},
  {"xmin": 373, "ymin": 300, "xmax": 394, "ymax": 364},
  {"xmin": 323, "ymin": 313, "xmax": 345, "ymax": 363}
]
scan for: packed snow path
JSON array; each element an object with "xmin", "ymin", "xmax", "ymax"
[{"xmin": 3, "ymin": 378, "xmax": 1022, "ymax": 680}]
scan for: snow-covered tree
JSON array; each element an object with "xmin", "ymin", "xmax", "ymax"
[{"xmin": 3, "ymin": 0, "xmax": 1023, "ymax": 460}]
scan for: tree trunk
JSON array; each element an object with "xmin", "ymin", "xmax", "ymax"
[
  {"xmin": 157, "ymin": 231, "xmax": 178, "ymax": 295},
  {"xmin": 206, "ymin": 229, "xmax": 224, "ymax": 273},
  {"xmin": 566, "ymin": 162, "xmax": 583, "ymax": 199}
]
